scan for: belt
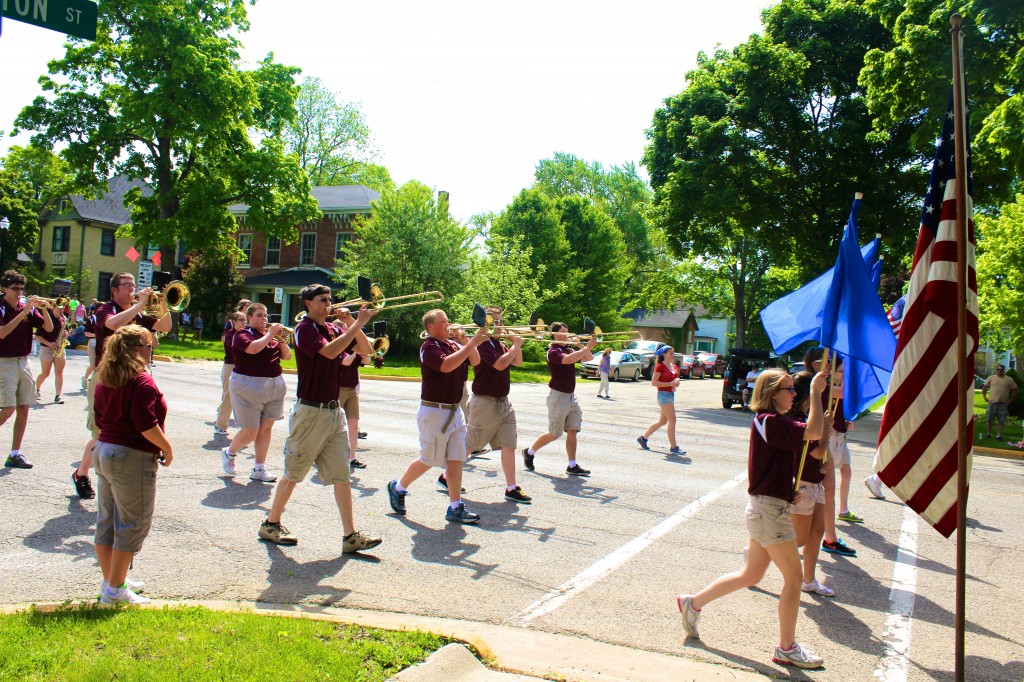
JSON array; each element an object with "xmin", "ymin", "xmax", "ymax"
[
  {"xmin": 472, "ymin": 394, "xmax": 508, "ymax": 401},
  {"xmin": 298, "ymin": 398, "xmax": 339, "ymax": 411},
  {"xmin": 421, "ymin": 400, "xmax": 459, "ymax": 433}
]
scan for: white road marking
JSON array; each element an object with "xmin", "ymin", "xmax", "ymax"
[
  {"xmin": 517, "ymin": 471, "xmax": 748, "ymax": 625},
  {"xmin": 874, "ymin": 505, "xmax": 920, "ymax": 682}
]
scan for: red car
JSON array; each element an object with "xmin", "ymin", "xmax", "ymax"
[
  {"xmin": 697, "ymin": 353, "xmax": 726, "ymax": 378},
  {"xmin": 677, "ymin": 354, "xmax": 705, "ymax": 379}
]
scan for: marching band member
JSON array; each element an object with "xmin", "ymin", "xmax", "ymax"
[
  {"xmin": 93, "ymin": 324, "xmax": 171, "ymax": 604},
  {"xmin": 82, "ymin": 306, "xmax": 98, "ymax": 390},
  {"xmin": 222, "ymin": 303, "xmax": 291, "ymax": 482},
  {"xmin": 258, "ymin": 285, "xmax": 381, "ymax": 553},
  {"xmin": 465, "ymin": 307, "xmax": 531, "ymax": 503},
  {"xmin": 35, "ymin": 303, "xmax": 69, "ymax": 404},
  {"xmin": 522, "ymin": 321, "xmax": 596, "ymax": 477},
  {"xmin": 213, "ymin": 311, "xmax": 246, "ymax": 437},
  {"xmin": 0, "ymin": 270, "xmax": 54, "ymax": 470},
  {"xmin": 333, "ymin": 308, "xmax": 372, "ymax": 471},
  {"xmin": 387, "ymin": 309, "xmax": 488, "ymax": 524}
]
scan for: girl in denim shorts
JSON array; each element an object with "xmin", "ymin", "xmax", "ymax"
[
  {"xmin": 637, "ymin": 347, "xmax": 683, "ymax": 454},
  {"xmin": 675, "ymin": 367, "xmax": 830, "ymax": 670}
]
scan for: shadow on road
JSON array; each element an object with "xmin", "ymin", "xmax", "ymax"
[
  {"xmin": 258, "ymin": 542, "xmax": 360, "ymax": 606},
  {"xmin": 688, "ymin": 642, "xmax": 817, "ymax": 680},
  {"xmin": 201, "ymin": 478, "xmax": 272, "ymax": 511},
  {"xmin": 23, "ymin": 497, "xmax": 94, "ymax": 560},
  {"xmin": 395, "ymin": 516, "xmax": 497, "ymax": 579},
  {"xmin": 526, "ymin": 470, "xmax": 619, "ymax": 504}
]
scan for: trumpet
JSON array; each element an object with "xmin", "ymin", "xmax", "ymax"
[
  {"xmin": 272, "ymin": 324, "xmax": 295, "ymax": 345},
  {"xmin": 137, "ymin": 281, "xmax": 190, "ymax": 318},
  {"xmin": 370, "ymin": 335, "xmax": 390, "ymax": 358},
  {"xmin": 35, "ymin": 296, "xmax": 70, "ymax": 310},
  {"xmin": 295, "ymin": 276, "xmax": 444, "ymax": 322}
]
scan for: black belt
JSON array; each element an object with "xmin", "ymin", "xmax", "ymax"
[
  {"xmin": 298, "ymin": 398, "xmax": 339, "ymax": 411},
  {"xmin": 421, "ymin": 400, "xmax": 459, "ymax": 433}
]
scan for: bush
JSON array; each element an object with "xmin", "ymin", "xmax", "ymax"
[{"xmin": 1005, "ymin": 368, "xmax": 1024, "ymax": 418}]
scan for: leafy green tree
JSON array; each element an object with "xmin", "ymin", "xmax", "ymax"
[
  {"xmin": 976, "ymin": 194, "xmax": 1024, "ymax": 355},
  {"xmin": 449, "ymin": 235, "xmax": 551, "ymax": 329},
  {"xmin": 181, "ymin": 247, "xmax": 247, "ymax": 332},
  {"xmin": 13, "ymin": 0, "xmax": 320, "ymax": 263},
  {"xmin": 0, "ymin": 170, "xmax": 39, "ymax": 274},
  {"xmin": 336, "ymin": 181, "xmax": 474, "ymax": 352},
  {"xmin": 1, "ymin": 144, "xmax": 75, "ymax": 207}
]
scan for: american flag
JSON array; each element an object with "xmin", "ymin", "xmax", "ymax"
[
  {"xmin": 887, "ymin": 295, "xmax": 907, "ymax": 339},
  {"xmin": 873, "ymin": 89, "xmax": 978, "ymax": 538}
]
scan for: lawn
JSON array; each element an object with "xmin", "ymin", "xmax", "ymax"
[
  {"xmin": 974, "ymin": 390, "xmax": 1024, "ymax": 449},
  {"xmin": 151, "ymin": 338, "xmax": 552, "ymax": 383},
  {"xmin": 0, "ymin": 605, "xmax": 449, "ymax": 681}
]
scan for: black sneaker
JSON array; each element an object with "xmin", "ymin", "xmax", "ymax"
[
  {"xmin": 54, "ymin": 395, "xmax": 64, "ymax": 404},
  {"xmin": 349, "ymin": 458, "xmax": 367, "ymax": 469},
  {"xmin": 72, "ymin": 471, "xmax": 95, "ymax": 499},
  {"xmin": 357, "ymin": 431, "xmax": 368, "ymax": 440},
  {"xmin": 437, "ymin": 473, "xmax": 465, "ymax": 493},
  {"xmin": 5, "ymin": 454, "xmax": 33, "ymax": 469},
  {"xmin": 504, "ymin": 486, "xmax": 532, "ymax": 503},
  {"xmin": 522, "ymin": 448, "xmax": 535, "ymax": 471},
  {"xmin": 387, "ymin": 480, "xmax": 407, "ymax": 515},
  {"xmin": 637, "ymin": 435, "xmax": 650, "ymax": 450},
  {"xmin": 822, "ymin": 538, "xmax": 857, "ymax": 557},
  {"xmin": 566, "ymin": 464, "xmax": 591, "ymax": 476}
]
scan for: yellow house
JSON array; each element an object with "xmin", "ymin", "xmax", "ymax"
[{"xmin": 35, "ymin": 176, "xmax": 184, "ymax": 301}]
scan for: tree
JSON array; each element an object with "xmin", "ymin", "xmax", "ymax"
[
  {"xmin": 282, "ymin": 76, "xmax": 381, "ymax": 188},
  {"xmin": 181, "ymin": 247, "xmax": 247, "ymax": 331},
  {"xmin": 1, "ymin": 144, "xmax": 75, "ymax": 207},
  {"xmin": 0, "ymin": 170, "xmax": 39, "ymax": 275},
  {"xmin": 976, "ymin": 194, "xmax": 1024, "ymax": 355},
  {"xmin": 13, "ymin": 0, "xmax": 320, "ymax": 264},
  {"xmin": 336, "ymin": 181, "xmax": 474, "ymax": 352}
]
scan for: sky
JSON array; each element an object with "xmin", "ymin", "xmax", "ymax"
[{"xmin": 0, "ymin": 0, "xmax": 773, "ymax": 223}]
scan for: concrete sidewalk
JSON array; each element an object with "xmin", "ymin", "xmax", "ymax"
[{"xmin": 1, "ymin": 600, "xmax": 768, "ymax": 681}]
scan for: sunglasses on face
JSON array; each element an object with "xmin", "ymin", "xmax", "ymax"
[{"xmin": 778, "ymin": 386, "xmax": 796, "ymax": 394}]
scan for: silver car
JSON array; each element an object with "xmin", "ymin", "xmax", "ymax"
[{"xmin": 579, "ymin": 351, "xmax": 644, "ymax": 382}]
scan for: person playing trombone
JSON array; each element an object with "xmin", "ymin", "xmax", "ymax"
[{"xmin": 522, "ymin": 321, "xmax": 597, "ymax": 477}]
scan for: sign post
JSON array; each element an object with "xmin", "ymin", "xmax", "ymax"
[
  {"xmin": 274, "ymin": 287, "xmax": 284, "ymax": 304},
  {"xmin": 1, "ymin": 0, "xmax": 98, "ymax": 41},
  {"xmin": 137, "ymin": 261, "xmax": 154, "ymax": 288}
]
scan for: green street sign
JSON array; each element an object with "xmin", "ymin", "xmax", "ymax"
[{"xmin": 1, "ymin": 0, "xmax": 98, "ymax": 41}]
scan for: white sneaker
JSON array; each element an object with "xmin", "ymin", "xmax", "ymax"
[
  {"xmin": 249, "ymin": 467, "xmax": 277, "ymax": 483},
  {"xmin": 864, "ymin": 474, "xmax": 885, "ymax": 500},
  {"xmin": 100, "ymin": 585, "xmax": 150, "ymax": 605},
  {"xmin": 221, "ymin": 448, "xmax": 236, "ymax": 475},
  {"xmin": 102, "ymin": 576, "xmax": 145, "ymax": 593},
  {"xmin": 801, "ymin": 579, "xmax": 835, "ymax": 597},
  {"xmin": 675, "ymin": 594, "xmax": 701, "ymax": 639},
  {"xmin": 213, "ymin": 426, "xmax": 228, "ymax": 436}
]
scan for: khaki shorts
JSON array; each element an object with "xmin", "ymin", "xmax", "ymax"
[
  {"xmin": 87, "ymin": 338, "xmax": 96, "ymax": 365},
  {"xmin": 418, "ymin": 402, "xmax": 468, "ymax": 468},
  {"xmin": 466, "ymin": 395, "xmax": 517, "ymax": 451},
  {"xmin": 793, "ymin": 481, "xmax": 826, "ymax": 516},
  {"xmin": 828, "ymin": 431, "xmax": 851, "ymax": 469},
  {"xmin": 283, "ymin": 403, "xmax": 350, "ymax": 485},
  {"xmin": 85, "ymin": 372, "xmax": 99, "ymax": 437},
  {"xmin": 745, "ymin": 495, "xmax": 796, "ymax": 547},
  {"xmin": 93, "ymin": 441, "xmax": 159, "ymax": 553},
  {"xmin": 39, "ymin": 346, "xmax": 58, "ymax": 363},
  {"xmin": 338, "ymin": 386, "xmax": 360, "ymax": 420},
  {"xmin": 0, "ymin": 357, "xmax": 36, "ymax": 408},
  {"xmin": 460, "ymin": 383, "xmax": 469, "ymax": 412},
  {"xmin": 546, "ymin": 389, "xmax": 582, "ymax": 438},
  {"xmin": 229, "ymin": 374, "xmax": 286, "ymax": 429}
]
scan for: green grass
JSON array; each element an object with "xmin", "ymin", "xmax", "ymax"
[
  {"xmin": 0, "ymin": 605, "xmax": 449, "ymax": 681},
  {"xmin": 973, "ymin": 390, "xmax": 1024, "ymax": 449}
]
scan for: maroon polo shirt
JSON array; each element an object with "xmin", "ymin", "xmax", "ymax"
[
  {"xmin": 37, "ymin": 313, "xmax": 66, "ymax": 344},
  {"xmin": 95, "ymin": 372, "xmax": 168, "ymax": 455},
  {"xmin": 294, "ymin": 317, "xmax": 342, "ymax": 403},
  {"xmin": 232, "ymin": 327, "xmax": 283, "ymax": 378},
  {"xmin": 748, "ymin": 411, "xmax": 806, "ymax": 502},
  {"xmin": 420, "ymin": 337, "xmax": 467, "ymax": 404},
  {"xmin": 790, "ymin": 411, "xmax": 825, "ymax": 484},
  {"xmin": 472, "ymin": 338, "xmax": 511, "ymax": 397},
  {"xmin": 222, "ymin": 328, "xmax": 237, "ymax": 365},
  {"xmin": 0, "ymin": 300, "xmax": 47, "ymax": 358},
  {"xmin": 547, "ymin": 344, "xmax": 577, "ymax": 393},
  {"xmin": 338, "ymin": 345, "xmax": 363, "ymax": 389},
  {"xmin": 94, "ymin": 301, "xmax": 157, "ymax": 365},
  {"xmin": 84, "ymin": 315, "xmax": 96, "ymax": 336},
  {"xmin": 654, "ymin": 361, "xmax": 678, "ymax": 393}
]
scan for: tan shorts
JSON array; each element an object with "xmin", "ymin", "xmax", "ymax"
[
  {"xmin": 39, "ymin": 345, "xmax": 58, "ymax": 363},
  {"xmin": 828, "ymin": 431, "xmax": 851, "ymax": 469},
  {"xmin": 793, "ymin": 481, "xmax": 826, "ymax": 516},
  {"xmin": 338, "ymin": 386, "xmax": 360, "ymax": 420},
  {"xmin": 85, "ymin": 372, "xmax": 99, "ymax": 437},
  {"xmin": 745, "ymin": 495, "xmax": 796, "ymax": 547},
  {"xmin": 546, "ymin": 389, "xmax": 582, "ymax": 438},
  {"xmin": 93, "ymin": 441, "xmax": 159, "ymax": 553},
  {"xmin": 466, "ymin": 394, "xmax": 517, "ymax": 451},
  {"xmin": 0, "ymin": 357, "xmax": 36, "ymax": 408},
  {"xmin": 460, "ymin": 383, "xmax": 469, "ymax": 412},
  {"xmin": 418, "ymin": 402, "xmax": 468, "ymax": 468},
  {"xmin": 229, "ymin": 374, "xmax": 287, "ymax": 429},
  {"xmin": 87, "ymin": 338, "xmax": 96, "ymax": 365},
  {"xmin": 283, "ymin": 403, "xmax": 350, "ymax": 485}
]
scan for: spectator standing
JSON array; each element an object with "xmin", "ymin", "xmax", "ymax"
[
  {"xmin": 597, "ymin": 348, "xmax": 612, "ymax": 399},
  {"xmin": 179, "ymin": 311, "xmax": 190, "ymax": 342},
  {"xmin": 983, "ymin": 364, "xmax": 1018, "ymax": 440},
  {"xmin": 193, "ymin": 313, "xmax": 204, "ymax": 342}
]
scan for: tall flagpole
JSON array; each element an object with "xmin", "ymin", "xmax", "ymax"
[{"xmin": 949, "ymin": 13, "xmax": 969, "ymax": 682}]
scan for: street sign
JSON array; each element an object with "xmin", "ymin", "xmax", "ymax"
[
  {"xmin": 274, "ymin": 287, "xmax": 284, "ymax": 304},
  {"xmin": 1, "ymin": 0, "xmax": 98, "ymax": 41},
  {"xmin": 138, "ymin": 261, "xmax": 154, "ymax": 288}
]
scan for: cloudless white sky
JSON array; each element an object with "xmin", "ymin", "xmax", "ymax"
[{"xmin": 1, "ymin": 0, "xmax": 772, "ymax": 222}]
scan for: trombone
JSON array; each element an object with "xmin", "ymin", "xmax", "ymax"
[
  {"xmin": 35, "ymin": 296, "xmax": 70, "ymax": 310},
  {"xmin": 273, "ymin": 325, "xmax": 295, "ymax": 345},
  {"xmin": 135, "ymin": 281, "xmax": 190, "ymax": 319},
  {"xmin": 419, "ymin": 305, "xmax": 550, "ymax": 340},
  {"xmin": 295, "ymin": 276, "xmax": 444, "ymax": 322},
  {"xmin": 548, "ymin": 318, "xmax": 640, "ymax": 346}
]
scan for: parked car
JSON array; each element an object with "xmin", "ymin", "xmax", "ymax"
[
  {"xmin": 722, "ymin": 347, "xmax": 787, "ymax": 409},
  {"xmin": 579, "ymin": 351, "xmax": 643, "ymax": 382},
  {"xmin": 789, "ymin": 361, "xmax": 807, "ymax": 375},
  {"xmin": 697, "ymin": 352, "xmax": 726, "ymax": 378},
  {"xmin": 622, "ymin": 339, "xmax": 668, "ymax": 378},
  {"xmin": 677, "ymin": 354, "xmax": 705, "ymax": 379}
]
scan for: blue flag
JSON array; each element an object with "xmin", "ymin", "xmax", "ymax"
[
  {"xmin": 761, "ymin": 236, "xmax": 880, "ymax": 354},
  {"xmin": 842, "ymin": 255, "xmax": 891, "ymax": 418},
  {"xmin": 820, "ymin": 197, "xmax": 897, "ymax": 370}
]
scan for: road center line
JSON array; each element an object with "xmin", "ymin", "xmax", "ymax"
[
  {"xmin": 874, "ymin": 504, "xmax": 919, "ymax": 682},
  {"xmin": 517, "ymin": 470, "xmax": 747, "ymax": 625}
]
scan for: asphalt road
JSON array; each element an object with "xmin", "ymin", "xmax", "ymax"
[{"xmin": 2, "ymin": 353, "xmax": 1021, "ymax": 681}]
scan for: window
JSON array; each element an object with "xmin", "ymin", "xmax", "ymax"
[
  {"xmin": 335, "ymin": 232, "xmax": 352, "ymax": 261},
  {"xmin": 300, "ymin": 233, "xmax": 316, "ymax": 266},
  {"xmin": 695, "ymin": 339, "xmax": 715, "ymax": 353},
  {"xmin": 100, "ymin": 229, "xmax": 116, "ymax": 256},
  {"xmin": 265, "ymin": 236, "xmax": 281, "ymax": 267},
  {"xmin": 52, "ymin": 225, "xmax": 71, "ymax": 252},
  {"xmin": 237, "ymin": 233, "xmax": 253, "ymax": 266},
  {"xmin": 97, "ymin": 271, "xmax": 113, "ymax": 302}
]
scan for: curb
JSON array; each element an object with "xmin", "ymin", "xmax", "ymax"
[
  {"xmin": 0, "ymin": 600, "xmax": 768, "ymax": 681},
  {"xmin": 973, "ymin": 445, "xmax": 1024, "ymax": 460}
]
